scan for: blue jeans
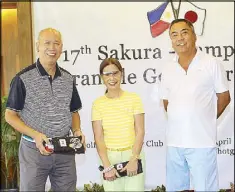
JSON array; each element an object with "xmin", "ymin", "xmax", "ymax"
[{"xmin": 166, "ymin": 147, "xmax": 219, "ymax": 191}]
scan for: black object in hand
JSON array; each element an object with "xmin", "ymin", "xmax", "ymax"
[
  {"xmin": 43, "ymin": 136, "xmax": 85, "ymax": 154},
  {"xmin": 99, "ymin": 159, "xmax": 143, "ymax": 179}
]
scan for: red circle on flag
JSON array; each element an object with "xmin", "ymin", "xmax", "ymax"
[{"xmin": 184, "ymin": 11, "xmax": 198, "ymax": 23}]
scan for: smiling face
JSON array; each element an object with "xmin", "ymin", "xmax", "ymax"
[
  {"xmin": 36, "ymin": 28, "xmax": 63, "ymax": 66},
  {"xmin": 169, "ymin": 21, "xmax": 196, "ymax": 55},
  {"xmin": 101, "ymin": 64, "xmax": 122, "ymax": 92}
]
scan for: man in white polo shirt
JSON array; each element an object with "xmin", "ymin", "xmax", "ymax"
[{"xmin": 160, "ymin": 19, "xmax": 231, "ymax": 191}]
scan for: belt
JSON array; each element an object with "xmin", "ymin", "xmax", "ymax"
[
  {"xmin": 22, "ymin": 135, "xmax": 35, "ymax": 143},
  {"xmin": 106, "ymin": 146, "xmax": 132, "ymax": 151}
]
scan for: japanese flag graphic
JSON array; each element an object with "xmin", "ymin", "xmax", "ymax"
[{"xmin": 178, "ymin": 1, "xmax": 206, "ymax": 36}]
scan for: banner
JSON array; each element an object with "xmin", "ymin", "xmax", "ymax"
[{"xmin": 31, "ymin": 2, "xmax": 234, "ymax": 190}]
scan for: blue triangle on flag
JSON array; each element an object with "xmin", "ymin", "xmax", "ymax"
[{"xmin": 147, "ymin": 2, "xmax": 169, "ymax": 25}]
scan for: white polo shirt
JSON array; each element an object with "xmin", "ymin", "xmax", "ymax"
[{"xmin": 160, "ymin": 50, "xmax": 229, "ymax": 148}]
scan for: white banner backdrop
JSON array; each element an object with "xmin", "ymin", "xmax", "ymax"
[{"xmin": 31, "ymin": 2, "xmax": 234, "ymax": 190}]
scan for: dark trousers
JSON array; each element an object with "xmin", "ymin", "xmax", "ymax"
[{"xmin": 19, "ymin": 138, "xmax": 77, "ymax": 191}]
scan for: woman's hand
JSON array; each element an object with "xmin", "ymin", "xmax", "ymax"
[
  {"xmin": 104, "ymin": 167, "xmax": 117, "ymax": 181},
  {"xmin": 120, "ymin": 158, "xmax": 138, "ymax": 177}
]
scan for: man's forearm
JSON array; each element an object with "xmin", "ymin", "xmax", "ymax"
[
  {"xmin": 5, "ymin": 109, "xmax": 38, "ymax": 139},
  {"xmin": 72, "ymin": 112, "xmax": 81, "ymax": 133},
  {"xmin": 217, "ymin": 101, "xmax": 230, "ymax": 118},
  {"xmin": 163, "ymin": 100, "xmax": 168, "ymax": 112},
  {"xmin": 217, "ymin": 92, "xmax": 231, "ymax": 118}
]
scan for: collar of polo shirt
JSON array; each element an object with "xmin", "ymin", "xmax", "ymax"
[
  {"xmin": 36, "ymin": 58, "xmax": 62, "ymax": 79},
  {"xmin": 173, "ymin": 47, "xmax": 201, "ymax": 64}
]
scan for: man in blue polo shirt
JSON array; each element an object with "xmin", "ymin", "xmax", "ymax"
[{"xmin": 5, "ymin": 28, "xmax": 85, "ymax": 191}]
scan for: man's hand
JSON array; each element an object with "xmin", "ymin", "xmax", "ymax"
[
  {"xmin": 33, "ymin": 132, "xmax": 52, "ymax": 156},
  {"xmin": 73, "ymin": 130, "xmax": 86, "ymax": 151}
]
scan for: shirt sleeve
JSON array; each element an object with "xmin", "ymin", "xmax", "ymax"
[
  {"xmin": 91, "ymin": 101, "xmax": 102, "ymax": 121},
  {"xmin": 6, "ymin": 75, "xmax": 26, "ymax": 111},
  {"xmin": 133, "ymin": 94, "xmax": 144, "ymax": 115},
  {"xmin": 159, "ymin": 70, "xmax": 169, "ymax": 100},
  {"xmin": 213, "ymin": 60, "xmax": 229, "ymax": 93},
  {"xmin": 70, "ymin": 81, "xmax": 82, "ymax": 112}
]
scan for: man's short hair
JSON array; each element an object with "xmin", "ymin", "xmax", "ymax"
[
  {"xmin": 37, "ymin": 28, "xmax": 62, "ymax": 42},
  {"xmin": 169, "ymin": 19, "xmax": 195, "ymax": 34}
]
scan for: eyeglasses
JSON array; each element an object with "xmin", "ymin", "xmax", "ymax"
[{"xmin": 102, "ymin": 70, "xmax": 120, "ymax": 77}]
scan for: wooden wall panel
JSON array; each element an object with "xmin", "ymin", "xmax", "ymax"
[
  {"xmin": 17, "ymin": 2, "xmax": 33, "ymax": 70},
  {"xmin": 1, "ymin": 2, "xmax": 17, "ymax": 9},
  {"xmin": 1, "ymin": 9, "xmax": 18, "ymax": 96},
  {"xmin": 1, "ymin": 2, "xmax": 33, "ymax": 96}
]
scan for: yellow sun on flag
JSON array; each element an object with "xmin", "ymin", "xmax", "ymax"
[
  {"xmin": 164, "ymin": 11, "xmax": 171, "ymax": 19},
  {"xmin": 162, "ymin": 11, "xmax": 173, "ymax": 23}
]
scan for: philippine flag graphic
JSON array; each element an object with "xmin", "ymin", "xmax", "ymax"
[
  {"xmin": 147, "ymin": 2, "xmax": 174, "ymax": 37},
  {"xmin": 147, "ymin": 0, "xmax": 206, "ymax": 38}
]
